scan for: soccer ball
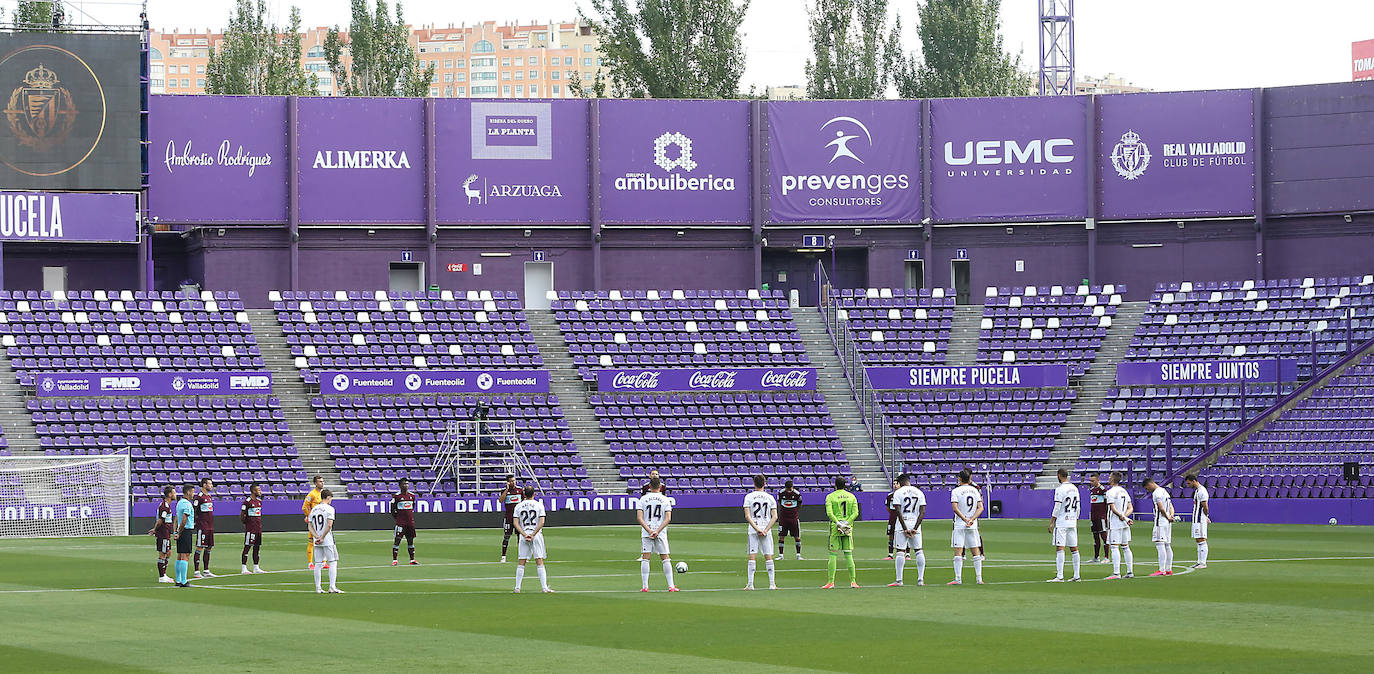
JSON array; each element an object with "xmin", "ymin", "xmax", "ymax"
[
  {"xmin": 675, "ymin": 561, "xmax": 689, "ymax": 573},
  {"xmin": 1329, "ymin": 517, "xmax": 1338, "ymax": 525}
]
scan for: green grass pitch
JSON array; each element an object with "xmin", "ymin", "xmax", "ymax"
[{"xmin": 1, "ymin": 519, "xmax": 1372, "ymax": 672}]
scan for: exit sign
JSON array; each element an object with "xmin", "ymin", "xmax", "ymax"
[
  {"xmin": 802, "ymin": 235, "xmax": 825, "ymax": 247},
  {"xmin": 446, "ymin": 263, "xmax": 467, "ymax": 273},
  {"xmin": 906, "ymin": 249, "xmax": 921, "ymax": 260},
  {"xmin": 955, "ymin": 248, "xmax": 969, "ymax": 260}
]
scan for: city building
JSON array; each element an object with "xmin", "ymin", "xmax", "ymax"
[
  {"xmin": 148, "ymin": 19, "xmax": 604, "ymax": 98},
  {"xmin": 1074, "ymin": 73, "xmax": 1152, "ymax": 95},
  {"xmin": 766, "ymin": 85, "xmax": 806, "ymax": 100}
]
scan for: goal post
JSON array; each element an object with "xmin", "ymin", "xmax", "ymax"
[{"xmin": 0, "ymin": 455, "xmax": 130, "ymax": 538}]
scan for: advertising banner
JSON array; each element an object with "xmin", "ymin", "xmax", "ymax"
[
  {"xmin": 0, "ymin": 191, "xmax": 137, "ymax": 242},
  {"xmin": 596, "ymin": 367, "xmax": 817, "ymax": 392},
  {"xmin": 766, "ymin": 100, "xmax": 921, "ymax": 223},
  {"xmin": 1354, "ymin": 39, "xmax": 1374, "ymax": 81},
  {"xmin": 865, "ymin": 364, "xmax": 1070, "ymax": 389},
  {"xmin": 930, "ymin": 96, "xmax": 1089, "ymax": 222},
  {"xmin": 1097, "ymin": 90, "xmax": 1255, "ymax": 220},
  {"xmin": 1115, "ymin": 359, "xmax": 1298, "ymax": 386},
  {"xmin": 320, "ymin": 369, "xmax": 550, "ymax": 394},
  {"xmin": 149, "ymin": 96, "xmax": 288, "ymax": 223},
  {"xmin": 35, "ymin": 371, "xmax": 272, "ymax": 397},
  {"xmin": 297, "ymin": 97, "xmax": 425, "ymax": 224},
  {"xmin": 597, "ymin": 99, "xmax": 751, "ymax": 225},
  {"xmin": 435, "ymin": 100, "xmax": 590, "ymax": 224},
  {"xmin": 0, "ymin": 33, "xmax": 142, "ymax": 190}
]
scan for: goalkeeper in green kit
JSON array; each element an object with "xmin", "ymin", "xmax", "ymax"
[{"xmin": 822, "ymin": 477, "xmax": 860, "ymax": 589}]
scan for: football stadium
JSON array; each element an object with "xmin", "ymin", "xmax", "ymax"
[{"xmin": 1, "ymin": 2, "xmax": 1373, "ymax": 671}]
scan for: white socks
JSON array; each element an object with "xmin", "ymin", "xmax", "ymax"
[
  {"xmin": 972, "ymin": 555, "xmax": 983, "ymax": 582},
  {"xmin": 765, "ymin": 559, "xmax": 775, "ymax": 587},
  {"xmin": 641, "ymin": 559, "xmax": 650, "ymax": 589},
  {"xmin": 662, "ymin": 560, "xmax": 675, "ymax": 587},
  {"xmin": 953, "ymin": 556, "xmax": 964, "ymax": 582},
  {"xmin": 537, "ymin": 564, "xmax": 548, "ymax": 591},
  {"xmin": 313, "ymin": 564, "xmax": 323, "ymax": 591},
  {"xmin": 328, "ymin": 563, "xmax": 338, "ymax": 590},
  {"xmin": 1156, "ymin": 543, "xmax": 1169, "ymax": 572},
  {"xmin": 895, "ymin": 552, "xmax": 906, "ymax": 583},
  {"xmin": 1055, "ymin": 549, "xmax": 1065, "ymax": 578},
  {"xmin": 1122, "ymin": 546, "xmax": 1134, "ymax": 575},
  {"xmin": 515, "ymin": 564, "xmax": 526, "ymax": 590},
  {"xmin": 1112, "ymin": 546, "xmax": 1122, "ymax": 575},
  {"xmin": 747, "ymin": 559, "xmax": 756, "ymax": 587},
  {"xmin": 1198, "ymin": 541, "xmax": 1208, "ymax": 564},
  {"xmin": 1071, "ymin": 550, "xmax": 1080, "ymax": 578},
  {"xmin": 915, "ymin": 551, "xmax": 926, "ymax": 583}
]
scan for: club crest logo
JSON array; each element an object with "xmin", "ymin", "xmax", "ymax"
[
  {"xmin": 1110, "ymin": 129, "xmax": 1151, "ymax": 180},
  {"xmin": 0, "ymin": 44, "xmax": 107, "ymax": 178},
  {"xmin": 332, "ymin": 373, "xmax": 351, "ymax": 392},
  {"xmin": 405, "ymin": 373, "xmax": 422, "ymax": 391},
  {"xmin": 5, "ymin": 63, "xmax": 76, "ymax": 151},
  {"xmin": 653, "ymin": 132, "xmax": 696, "ymax": 172},
  {"xmin": 820, "ymin": 116, "xmax": 872, "ymax": 164}
]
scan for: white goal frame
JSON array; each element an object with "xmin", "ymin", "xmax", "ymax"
[{"xmin": 0, "ymin": 454, "xmax": 130, "ymax": 538}]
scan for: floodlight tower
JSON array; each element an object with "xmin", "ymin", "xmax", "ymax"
[{"xmin": 1038, "ymin": 0, "xmax": 1075, "ymax": 96}]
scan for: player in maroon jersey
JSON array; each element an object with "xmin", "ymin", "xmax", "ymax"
[
  {"xmin": 639, "ymin": 469, "xmax": 670, "ymax": 496},
  {"xmin": 884, "ymin": 480, "xmax": 899, "ymax": 560},
  {"xmin": 391, "ymin": 478, "xmax": 419, "ymax": 565},
  {"xmin": 240, "ymin": 484, "xmax": 265, "ymax": 575},
  {"xmin": 499, "ymin": 474, "xmax": 522, "ymax": 562},
  {"xmin": 1089, "ymin": 474, "xmax": 1109, "ymax": 563},
  {"xmin": 193, "ymin": 477, "xmax": 217, "ymax": 578},
  {"xmin": 147, "ymin": 485, "xmax": 176, "ymax": 583},
  {"xmin": 776, "ymin": 479, "xmax": 803, "ymax": 560}
]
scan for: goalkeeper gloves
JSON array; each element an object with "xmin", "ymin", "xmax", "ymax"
[{"xmin": 836, "ymin": 520, "xmax": 852, "ymax": 535}]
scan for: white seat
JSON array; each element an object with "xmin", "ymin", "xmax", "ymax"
[
  {"xmin": 599, "ymin": 354, "xmax": 614, "ymax": 367},
  {"xmin": 693, "ymin": 343, "xmax": 707, "ymax": 355},
  {"xmin": 352, "ymin": 334, "xmax": 366, "ymax": 346},
  {"xmin": 1002, "ymin": 350, "xmax": 1016, "ymax": 363},
  {"xmin": 870, "ymin": 331, "xmax": 884, "ymax": 342},
  {"xmin": 418, "ymin": 333, "xmax": 431, "ymax": 345},
  {"xmin": 413, "ymin": 356, "xmax": 428, "ymax": 368}
]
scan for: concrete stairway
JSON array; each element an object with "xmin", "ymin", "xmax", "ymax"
[
  {"xmin": 946, "ymin": 306, "xmax": 985, "ymax": 367},
  {"xmin": 793, "ymin": 311, "xmax": 889, "ymax": 488},
  {"xmin": 1037, "ymin": 301, "xmax": 1149, "ymax": 488},
  {"xmin": 0, "ymin": 352, "xmax": 41, "ymax": 455},
  {"xmin": 246, "ymin": 310, "xmax": 344, "ymax": 495},
  {"xmin": 525, "ymin": 310, "xmax": 625, "ymax": 494}
]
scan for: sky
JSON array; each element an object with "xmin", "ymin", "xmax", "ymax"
[{"xmin": 7, "ymin": 0, "xmax": 1372, "ymax": 92}]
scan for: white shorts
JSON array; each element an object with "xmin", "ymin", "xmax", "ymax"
[
  {"xmin": 518, "ymin": 533, "xmax": 547, "ymax": 560},
  {"xmin": 1152, "ymin": 522, "xmax": 1173, "ymax": 544},
  {"xmin": 747, "ymin": 529, "xmax": 775, "ymax": 556},
  {"xmin": 894, "ymin": 531, "xmax": 923, "ymax": 552},
  {"xmin": 1052, "ymin": 526, "xmax": 1078, "ymax": 548},
  {"xmin": 1192, "ymin": 519, "xmax": 1209, "ymax": 539},
  {"xmin": 641, "ymin": 531, "xmax": 670, "ymax": 556},
  {"xmin": 1108, "ymin": 527, "xmax": 1132, "ymax": 546},
  {"xmin": 315, "ymin": 544, "xmax": 339, "ymax": 563},
  {"xmin": 951, "ymin": 527, "xmax": 981, "ymax": 549}
]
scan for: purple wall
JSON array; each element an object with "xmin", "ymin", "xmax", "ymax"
[
  {"xmin": 932, "ymin": 225, "xmax": 1091, "ymax": 294},
  {"xmin": 1265, "ymin": 81, "xmax": 1374, "ymax": 215},
  {"xmin": 2, "ymin": 243, "xmax": 139, "ymax": 291},
  {"xmin": 599, "ymin": 229, "xmax": 755, "ymax": 290}
]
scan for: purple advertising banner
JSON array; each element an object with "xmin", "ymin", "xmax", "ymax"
[
  {"xmin": 865, "ymin": 364, "xmax": 1070, "ymax": 389},
  {"xmin": 320, "ymin": 369, "xmax": 550, "ymax": 395},
  {"xmin": 596, "ymin": 367, "xmax": 818, "ymax": 392},
  {"xmin": 35, "ymin": 371, "xmax": 272, "ymax": 397},
  {"xmin": 297, "ymin": 97, "xmax": 425, "ymax": 224},
  {"xmin": 766, "ymin": 100, "xmax": 921, "ymax": 223},
  {"xmin": 1115, "ymin": 359, "xmax": 1298, "ymax": 386},
  {"xmin": 0, "ymin": 191, "xmax": 138, "ymax": 242},
  {"xmin": 931, "ymin": 96, "xmax": 1089, "ymax": 222},
  {"xmin": 435, "ymin": 100, "xmax": 590, "ymax": 224},
  {"xmin": 598, "ymin": 100, "xmax": 751, "ymax": 225},
  {"xmin": 1098, "ymin": 90, "xmax": 1255, "ymax": 220},
  {"xmin": 149, "ymin": 95, "xmax": 288, "ymax": 223}
]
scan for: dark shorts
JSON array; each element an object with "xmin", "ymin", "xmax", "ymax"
[
  {"xmin": 394, "ymin": 524, "xmax": 416, "ymax": 539},
  {"xmin": 503, "ymin": 520, "xmax": 513, "ymax": 535},
  {"xmin": 778, "ymin": 520, "xmax": 800, "ymax": 538},
  {"xmin": 176, "ymin": 531, "xmax": 195, "ymax": 554},
  {"xmin": 156, "ymin": 535, "xmax": 170, "ymax": 555},
  {"xmin": 243, "ymin": 531, "xmax": 261, "ymax": 547},
  {"xmin": 1091, "ymin": 518, "xmax": 1108, "ymax": 535},
  {"xmin": 197, "ymin": 530, "xmax": 214, "ymax": 548}
]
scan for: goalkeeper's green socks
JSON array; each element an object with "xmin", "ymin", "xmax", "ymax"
[
  {"xmin": 827, "ymin": 551, "xmax": 838, "ymax": 584},
  {"xmin": 844, "ymin": 551, "xmax": 856, "ymax": 583}
]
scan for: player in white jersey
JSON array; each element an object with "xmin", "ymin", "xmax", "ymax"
[
  {"xmin": 948, "ymin": 469, "xmax": 984, "ymax": 585},
  {"xmin": 637, "ymin": 477, "xmax": 679, "ymax": 592},
  {"xmin": 307, "ymin": 489, "xmax": 342, "ymax": 594},
  {"xmin": 1185, "ymin": 474, "xmax": 1211, "ymax": 569},
  {"xmin": 512, "ymin": 486, "xmax": 554, "ymax": 593},
  {"xmin": 742, "ymin": 474, "xmax": 779, "ymax": 590},
  {"xmin": 1104, "ymin": 472, "xmax": 1135, "ymax": 580},
  {"xmin": 1144, "ymin": 477, "xmax": 1177, "ymax": 576},
  {"xmin": 1046, "ymin": 468, "xmax": 1082, "ymax": 582},
  {"xmin": 887, "ymin": 473, "xmax": 927, "ymax": 587}
]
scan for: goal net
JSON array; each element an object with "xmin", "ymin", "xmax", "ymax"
[{"xmin": 0, "ymin": 455, "xmax": 130, "ymax": 538}]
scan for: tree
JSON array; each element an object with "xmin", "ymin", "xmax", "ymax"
[
  {"xmin": 804, "ymin": 0, "xmax": 902, "ymax": 100},
  {"xmin": 325, "ymin": 0, "xmax": 435, "ymax": 98},
  {"xmin": 206, "ymin": 1, "xmax": 317, "ymax": 96},
  {"xmin": 10, "ymin": 1, "xmax": 55, "ymax": 28},
  {"xmin": 894, "ymin": 0, "xmax": 1030, "ymax": 99},
  {"xmin": 577, "ymin": 0, "xmax": 750, "ymax": 99}
]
